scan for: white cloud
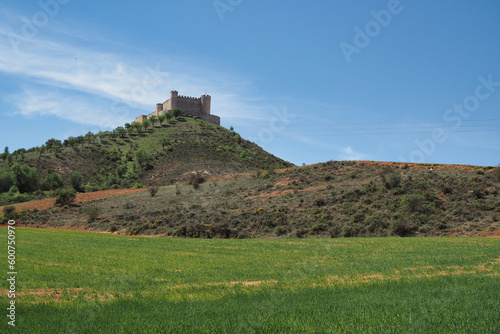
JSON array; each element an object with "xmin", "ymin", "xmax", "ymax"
[
  {"xmin": 7, "ymin": 87, "xmax": 131, "ymax": 129},
  {"xmin": 341, "ymin": 146, "xmax": 369, "ymax": 160},
  {"xmin": 0, "ymin": 17, "xmax": 276, "ymax": 128}
]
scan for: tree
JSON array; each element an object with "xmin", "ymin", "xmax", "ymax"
[
  {"xmin": 131, "ymin": 122, "xmax": 142, "ymax": 134},
  {"xmin": 116, "ymin": 164, "xmax": 128, "ymax": 178},
  {"xmin": 35, "ymin": 145, "xmax": 46, "ymax": 160},
  {"xmin": 159, "ymin": 138, "xmax": 171, "ymax": 150},
  {"xmin": 76, "ymin": 136, "xmax": 85, "ymax": 146},
  {"xmin": 142, "ymin": 119, "xmax": 151, "ymax": 130},
  {"xmin": 134, "ymin": 149, "xmax": 152, "ymax": 170},
  {"xmin": 96, "ymin": 131, "xmax": 106, "ymax": 143},
  {"xmin": 85, "ymin": 132, "xmax": 94, "ymax": 146},
  {"xmin": 116, "ymin": 126, "xmax": 127, "ymax": 138},
  {"xmin": 14, "ymin": 149, "xmax": 26, "ymax": 162},
  {"xmin": 1, "ymin": 146, "xmax": 8, "ymax": 162},
  {"xmin": 70, "ymin": 171, "xmax": 83, "ymax": 192},
  {"xmin": 11, "ymin": 163, "xmax": 39, "ymax": 193},
  {"xmin": 165, "ymin": 112, "xmax": 173, "ymax": 123},
  {"xmin": 0, "ymin": 171, "xmax": 15, "ymax": 193},
  {"xmin": 41, "ymin": 172, "xmax": 64, "ymax": 191},
  {"xmin": 172, "ymin": 108, "xmax": 183, "ymax": 119},
  {"xmin": 45, "ymin": 139, "xmax": 62, "ymax": 152},
  {"xmin": 150, "ymin": 116, "xmax": 158, "ymax": 128},
  {"xmin": 158, "ymin": 114, "xmax": 166, "ymax": 126}
]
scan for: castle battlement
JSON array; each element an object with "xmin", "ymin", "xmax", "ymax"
[
  {"xmin": 178, "ymin": 95, "xmax": 200, "ymax": 100},
  {"xmin": 134, "ymin": 91, "xmax": 220, "ymax": 125}
]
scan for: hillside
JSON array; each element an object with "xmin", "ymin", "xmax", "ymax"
[
  {"xmin": 7, "ymin": 161, "xmax": 500, "ymax": 238},
  {"xmin": 0, "ymin": 116, "xmax": 292, "ymax": 203}
]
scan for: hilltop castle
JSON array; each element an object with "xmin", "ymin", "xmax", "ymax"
[{"xmin": 134, "ymin": 91, "xmax": 220, "ymax": 125}]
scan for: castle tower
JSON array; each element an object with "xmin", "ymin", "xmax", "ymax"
[
  {"xmin": 200, "ymin": 94, "xmax": 211, "ymax": 115},
  {"xmin": 170, "ymin": 90, "xmax": 178, "ymax": 109},
  {"xmin": 155, "ymin": 103, "xmax": 163, "ymax": 116}
]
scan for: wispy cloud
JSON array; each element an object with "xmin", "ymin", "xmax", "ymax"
[
  {"xmin": 0, "ymin": 14, "xmax": 277, "ymax": 129},
  {"xmin": 340, "ymin": 146, "xmax": 370, "ymax": 160},
  {"xmin": 294, "ymin": 136, "xmax": 371, "ymax": 161}
]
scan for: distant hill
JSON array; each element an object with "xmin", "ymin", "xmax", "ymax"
[
  {"xmin": 7, "ymin": 160, "xmax": 500, "ymax": 238},
  {"xmin": 0, "ymin": 116, "xmax": 293, "ymax": 195}
]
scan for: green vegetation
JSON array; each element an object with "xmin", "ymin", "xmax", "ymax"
[
  {"xmin": 2, "ymin": 228, "xmax": 498, "ymax": 333},
  {"xmin": 41, "ymin": 172, "xmax": 64, "ymax": 191},
  {"xmin": 54, "ymin": 188, "xmax": 77, "ymax": 206},
  {"xmin": 69, "ymin": 171, "xmax": 83, "ymax": 192},
  {"xmin": 9, "ymin": 161, "xmax": 499, "ymax": 238},
  {"xmin": 0, "ymin": 116, "xmax": 291, "ymax": 206},
  {"xmin": 11, "ymin": 163, "xmax": 39, "ymax": 193}
]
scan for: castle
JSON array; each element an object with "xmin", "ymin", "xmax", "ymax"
[{"xmin": 134, "ymin": 91, "xmax": 220, "ymax": 125}]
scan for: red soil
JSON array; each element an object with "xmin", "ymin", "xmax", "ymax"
[{"xmin": 0, "ymin": 188, "xmax": 147, "ymax": 213}]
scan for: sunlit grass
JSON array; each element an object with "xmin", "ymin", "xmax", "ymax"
[{"xmin": 1, "ymin": 228, "xmax": 499, "ymax": 333}]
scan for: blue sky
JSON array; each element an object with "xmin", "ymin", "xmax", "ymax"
[{"xmin": 0, "ymin": 0, "xmax": 499, "ymax": 166}]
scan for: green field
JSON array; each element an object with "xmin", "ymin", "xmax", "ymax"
[{"xmin": 1, "ymin": 228, "xmax": 499, "ymax": 333}]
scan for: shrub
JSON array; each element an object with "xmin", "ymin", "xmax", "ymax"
[
  {"xmin": 0, "ymin": 171, "xmax": 15, "ymax": 193},
  {"xmin": 123, "ymin": 202, "xmax": 134, "ymax": 209},
  {"xmin": 328, "ymin": 226, "xmax": 341, "ymax": 238},
  {"xmin": 295, "ymin": 228, "xmax": 308, "ymax": 238},
  {"xmin": 84, "ymin": 183, "xmax": 100, "ymax": 193},
  {"xmin": 132, "ymin": 182, "xmax": 143, "ymax": 189},
  {"xmin": 310, "ymin": 224, "xmax": 328, "ymax": 234},
  {"xmin": 386, "ymin": 172, "xmax": 402, "ymax": 189},
  {"xmin": 189, "ymin": 172, "xmax": 205, "ymax": 189},
  {"xmin": 390, "ymin": 220, "xmax": 416, "ymax": 237},
  {"xmin": 400, "ymin": 193, "xmax": 426, "ymax": 213},
  {"xmin": 274, "ymin": 226, "xmax": 288, "ymax": 236},
  {"xmin": 494, "ymin": 167, "xmax": 500, "ymax": 182},
  {"xmin": 83, "ymin": 205, "xmax": 101, "ymax": 222},
  {"xmin": 11, "ymin": 163, "xmax": 39, "ymax": 193},
  {"xmin": 315, "ymin": 198, "xmax": 326, "ymax": 207},
  {"xmin": 172, "ymin": 108, "xmax": 183, "ymax": 119},
  {"xmin": 149, "ymin": 187, "xmax": 159, "ymax": 197},
  {"xmin": 54, "ymin": 189, "xmax": 76, "ymax": 206},
  {"xmin": 234, "ymin": 133, "xmax": 242, "ymax": 144},
  {"xmin": 70, "ymin": 171, "xmax": 83, "ymax": 192},
  {"xmin": 3, "ymin": 206, "xmax": 15, "ymax": 215},
  {"xmin": 42, "ymin": 172, "xmax": 64, "ymax": 191},
  {"xmin": 472, "ymin": 188, "xmax": 485, "ymax": 199}
]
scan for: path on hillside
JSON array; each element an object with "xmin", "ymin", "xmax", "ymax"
[{"xmin": 0, "ymin": 188, "xmax": 147, "ymax": 213}]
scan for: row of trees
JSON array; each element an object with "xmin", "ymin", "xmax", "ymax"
[
  {"xmin": 1, "ymin": 147, "xmax": 27, "ymax": 164},
  {"xmin": 0, "ymin": 163, "xmax": 84, "ymax": 194},
  {"xmin": 0, "ymin": 108, "xmax": 185, "ymax": 164},
  {"xmin": 119, "ymin": 108, "xmax": 182, "ymax": 135}
]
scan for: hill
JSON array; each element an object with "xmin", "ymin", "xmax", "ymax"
[
  {"xmin": 0, "ymin": 116, "xmax": 292, "ymax": 205},
  {"xmin": 6, "ymin": 160, "xmax": 500, "ymax": 238}
]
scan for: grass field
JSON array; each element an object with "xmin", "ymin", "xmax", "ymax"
[{"xmin": 1, "ymin": 228, "xmax": 499, "ymax": 333}]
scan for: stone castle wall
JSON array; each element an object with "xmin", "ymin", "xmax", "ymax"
[{"xmin": 134, "ymin": 91, "xmax": 220, "ymax": 125}]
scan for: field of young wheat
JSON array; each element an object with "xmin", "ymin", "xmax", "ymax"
[{"xmin": 1, "ymin": 228, "xmax": 498, "ymax": 333}]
